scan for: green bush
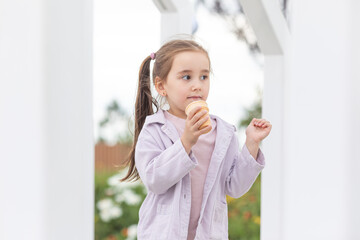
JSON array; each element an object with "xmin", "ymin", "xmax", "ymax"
[
  {"xmin": 95, "ymin": 169, "xmax": 261, "ymax": 240},
  {"xmin": 227, "ymin": 173, "xmax": 261, "ymax": 240},
  {"xmin": 95, "ymin": 169, "xmax": 146, "ymax": 240}
]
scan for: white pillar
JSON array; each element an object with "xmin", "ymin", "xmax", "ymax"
[
  {"xmin": 239, "ymin": 1, "xmax": 289, "ymax": 239},
  {"xmin": 282, "ymin": 0, "xmax": 360, "ymax": 238},
  {"xmin": 152, "ymin": 0, "xmax": 194, "ymax": 43},
  {"xmin": 0, "ymin": 0, "xmax": 94, "ymax": 239},
  {"xmin": 260, "ymin": 55, "xmax": 286, "ymax": 240}
]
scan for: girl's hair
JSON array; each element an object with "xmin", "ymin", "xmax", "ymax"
[{"xmin": 120, "ymin": 38, "xmax": 211, "ymax": 182}]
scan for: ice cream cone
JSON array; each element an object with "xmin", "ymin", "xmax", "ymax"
[{"xmin": 185, "ymin": 100, "xmax": 212, "ymax": 134}]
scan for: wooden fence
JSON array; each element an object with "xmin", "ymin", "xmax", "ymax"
[{"xmin": 95, "ymin": 143, "xmax": 132, "ymax": 172}]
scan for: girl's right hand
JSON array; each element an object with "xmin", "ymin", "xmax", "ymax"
[{"xmin": 180, "ymin": 106, "xmax": 212, "ymax": 154}]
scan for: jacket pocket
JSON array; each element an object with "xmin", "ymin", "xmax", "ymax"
[
  {"xmin": 150, "ymin": 204, "xmax": 172, "ymax": 240},
  {"xmin": 210, "ymin": 201, "xmax": 228, "ymax": 240}
]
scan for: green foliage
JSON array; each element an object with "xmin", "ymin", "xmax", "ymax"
[
  {"xmin": 95, "ymin": 169, "xmax": 145, "ymax": 240},
  {"xmin": 238, "ymin": 86, "xmax": 263, "ymax": 130},
  {"xmin": 227, "ymin": 174, "xmax": 262, "ymax": 240},
  {"xmin": 97, "ymin": 100, "xmax": 134, "ymax": 145},
  {"xmin": 228, "ymin": 85, "xmax": 263, "ymax": 240}
]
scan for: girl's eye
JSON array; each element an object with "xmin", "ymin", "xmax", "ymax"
[
  {"xmin": 201, "ymin": 75, "xmax": 208, "ymax": 80},
  {"xmin": 182, "ymin": 75, "xmax": 191, "ymax": 80}
]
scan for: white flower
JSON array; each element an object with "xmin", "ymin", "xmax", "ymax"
[
  {"xmin": 107, "ymin": 173, "xmax": 122, "ymax": 187},
  {"xmin": 126, "ymin": 224, "xmax": 137, "ymax": 240},
  {"xmin": 109, "ymin": 205, "xmax": 122, "ymax": 218},
  {"xmin": 97, "ymin": 198, "xmax": 123, "ymax": 222},
  {"xmin": 122, "ymin": 189, "xmax": 142, "ymax": 205},
  {"xmin": 97, "ymin": 198, "xmax": 113, "ymax": 210},
  {"xmin": 99, "ymin": 205, "xmax": 123, "ymax": 222},
  {"xmin": 99, "ymin": 212, "xmax": 112, "ymax": 222}
]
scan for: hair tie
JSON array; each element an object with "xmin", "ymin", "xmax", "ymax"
[{"xmin": 150, "ymin": 52, "xmax": 156, "ymax": 60}]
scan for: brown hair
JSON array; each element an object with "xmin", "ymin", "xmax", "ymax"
[{"xmin": 120, "ymin": 38, "xmax": 211, "ymax": 182}]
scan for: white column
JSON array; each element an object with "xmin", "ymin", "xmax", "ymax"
[
  {"xmin": 152, "ymin": 0, "xmax": 194, "ymax": 43},
  {"xmin": 0, "ymin": 0, "xmax": 93, "ymax": 239},
  {"xmin": 349, "ymin": 1, "xmax": 360, "ymax": 234},
  {"xmin": 238, "ymin": 1, "xmax": 289, "ymax": 239},
  {"xmin": 260, "ymin": 55, "xmax": 285, "ymax": 240},
  {"xmin": 283, "ymin": 0, "xmax": 360, "ymax": 238}
]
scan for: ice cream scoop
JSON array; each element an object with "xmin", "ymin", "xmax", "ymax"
[{"xmin": 185, "ymin": 100, "xmax": 212, "ymax": 134}]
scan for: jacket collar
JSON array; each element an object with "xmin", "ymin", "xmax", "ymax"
[{"xmin": 144, "ymin": 108, "xmax": 167, "ymax": 125}]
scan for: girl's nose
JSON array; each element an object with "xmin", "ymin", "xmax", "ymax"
[
  {"xmin": 191, "ymin": 79, "xmax": 202, "ymax": 91},
  {"xmin": 191, "ymin": 85, "xmax": 201, "ymax": 91}
]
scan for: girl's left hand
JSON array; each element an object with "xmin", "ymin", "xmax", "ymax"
[{"xmin": 246, "ymin": 118, "xmax": 272, "ymax": 144}]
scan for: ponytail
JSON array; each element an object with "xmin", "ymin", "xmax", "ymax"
[{"xmin": 120, "ymin": 56, "xmax": 159, "ymax": 182}]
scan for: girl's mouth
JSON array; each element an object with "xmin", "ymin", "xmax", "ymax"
[{"xmin": 188, "ymin": 96, "xmax": 201, "ymax": 100}]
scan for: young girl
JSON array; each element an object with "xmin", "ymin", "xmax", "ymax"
[{"xmin": 121, "ymin": 38, "xmax": 272, "ymax": 240}]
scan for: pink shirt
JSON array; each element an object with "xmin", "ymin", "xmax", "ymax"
[{"xmin": 164, "ymin": 111, "xmax": 217, "ymax": 240}]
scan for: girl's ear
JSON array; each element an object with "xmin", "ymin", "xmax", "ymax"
[{"xmin": 155, "ymin": 76, "xmax": 166, "ymax": 95}]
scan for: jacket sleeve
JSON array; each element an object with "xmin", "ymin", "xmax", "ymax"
[
  {"xmin": 225, "ymin": 133, "xmax": 265, "ymax": 198},
  {"xmin": 135, "ymin": 127, "xmax": 198, "ymax": 195}
]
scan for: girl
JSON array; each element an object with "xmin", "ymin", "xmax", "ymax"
[{"xmin": 121, "ymin": 38, "xmax": 272, "ymax": 240}]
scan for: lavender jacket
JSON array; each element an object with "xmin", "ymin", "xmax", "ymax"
[{"xmin": 135, "ymin": 109, "xmax": 265, "ymax": 240}]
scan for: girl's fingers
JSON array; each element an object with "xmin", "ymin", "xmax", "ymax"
[
  {"xmin": 261, "ymin": 122, "xmax": 271, "ymax": 128},
  {"xmin": 187, "ymin": 106, "xmax": 202, "ymax": 120},
  {"xmin": 190, "ymin": 110, "xmax": 208, "ymax": 125},
  {"xmin": 262, "ymin": 120, "xmax": 271, "ymax": 126},
  {"xmin": 253, "ymin": 118, "xmax": 262, "ymax": 125},
  {"xmin": 194, "ymin": 114, "xmax": 209, "ymax": 129},
  {"xmin": 198, "ymin": 124, "xmax": 212, "ymax": 135},
  {"xmin": 253, "ymin": 119, "xmax": 271, "ymax": 127}
]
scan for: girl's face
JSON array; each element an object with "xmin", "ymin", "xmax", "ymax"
[{"xmin": 156, "ymin": 51, "xmax": 210, "ymax": 119}]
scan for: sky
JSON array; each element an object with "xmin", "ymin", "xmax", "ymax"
[{"xmin": 93, "ymin": 0, "xmax": 264, "ymax": 146}]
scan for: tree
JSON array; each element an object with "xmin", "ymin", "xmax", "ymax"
[
  {"xmin": 195, "ymin": 0, "xmax": 291, "ymax": 65},
  {"xmin": 97, "ymin": 100, "xmax": 133, "ymax": 145},
  {"xmin": 238, "ymin": 86, "xmax": 262, "ymax": 131},
  {"xmin": 195, "ymin": 0, "xmax": 261, "ymax": 62}
]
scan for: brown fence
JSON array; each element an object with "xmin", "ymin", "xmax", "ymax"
[{"xmin": 95, "ymin": 143, "xmax": 132, "ymax": 172}]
